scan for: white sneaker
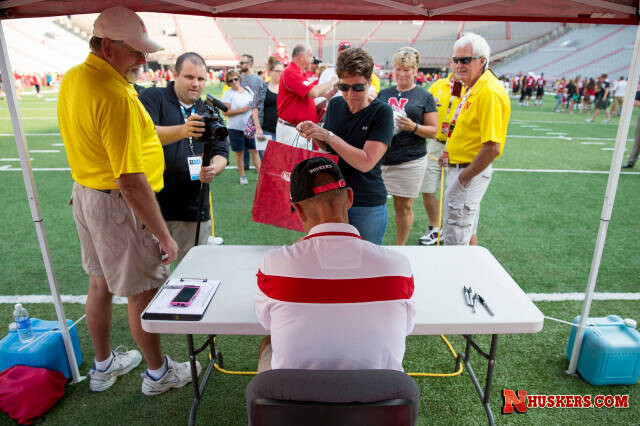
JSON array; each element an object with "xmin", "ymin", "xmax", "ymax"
[
  {"xmin": 418, "ymin": 226, "xmax": 444, "ymax": 246},
  {"xmin": 240, "ymin": 176, "xmax": 249, "ymax": 185},
  {"xmin": 89, "ymin": 346, "xmax": 142, "ymax": 392},
  {"xmin": 141, "ymin": 355, "xmax": 201, "ymax": 396},
  {"xmin": 586, "ymin": 118, "xmax": 594, "ymax": 122},
  {"xmin": 603, "ymin": 119, "xmax": 611, "ymax": 124}
]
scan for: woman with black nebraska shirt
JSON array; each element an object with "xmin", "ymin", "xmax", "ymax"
[
  {"xmin": 297, "ymin": 47, "xmax": 394, "ymax": 245},
  {"xmin": 377, "ymin": 47, "xmax": 438, "ymax": 245}
]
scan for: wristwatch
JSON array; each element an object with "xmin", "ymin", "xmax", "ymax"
[{"xmin": 326, "ymin": 130, "xmax": 334, "ymax": 145}]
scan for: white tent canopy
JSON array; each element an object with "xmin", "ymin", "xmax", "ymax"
[{"xmin": 0, "ymin": 0, "xmax": 638, "ymax": 383}]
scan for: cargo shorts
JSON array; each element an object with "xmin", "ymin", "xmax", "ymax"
[
  {"xmin": 443, "ymin": 165, "xmax": 492, "ymax": 246},
  {"xmin": 70, "ymin": 182, "xmax": 169, "ymax": 297}
]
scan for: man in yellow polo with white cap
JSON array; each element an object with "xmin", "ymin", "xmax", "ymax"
[{"xmin": 58, "ymin": 6, "xmax": 199, "ymax": 395}]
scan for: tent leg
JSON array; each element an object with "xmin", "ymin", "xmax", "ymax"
[
  {"xmin": 567, "ymin": 22, "xmax": 640, "ymax": 375},
  {"xmin": 0, "ymin": 21, "xmax": 84, "ymax": 384}
]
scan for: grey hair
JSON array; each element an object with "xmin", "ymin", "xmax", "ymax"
[
  {"xmin": 292, "ymin": 44, "xmax": 310, "ymax": 59},
  {"xmin": 453, "ymin": 32, "xmax": 491, "ymax": 70}
]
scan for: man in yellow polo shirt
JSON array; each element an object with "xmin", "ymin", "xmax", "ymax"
[
  {"xmin": 443, "ymin": 32, "xmax": 510, "ymax": 246},
  {"xmin": 58, "ymin": 6, "xmax": 198, "ymax": 395}
]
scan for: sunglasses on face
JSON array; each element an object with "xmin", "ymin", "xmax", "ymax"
[
  {"xmin": 228, "ymin": 77, "xmax": 239, "ymax": 83},
  {"xmin": 113, "ymin": 41, "xmax": 148, "ymax": 59},
  {"xmin": 337, "ymin": 82, "xmax": 367, "ymax": 92},
  {"xmin": 452, "ymin": 56, "xmax": 481, "ymax": 64}
]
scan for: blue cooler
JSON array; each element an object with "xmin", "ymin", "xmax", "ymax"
[
  {"xmin": 566, "ymin": 315, "xmax": 640, "ymax": 385},
  {"xmin": 0, "ymin": 318, "xmax": 83, "ymax": 379}
]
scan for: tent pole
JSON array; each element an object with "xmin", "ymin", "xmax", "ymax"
[
  {"xmin": 0, "ymin": 21, "xmax": 83, "ymax": 384},
  {"xmin": 567, "ymin": 22, "xmax": 640, "ymax": 375}
]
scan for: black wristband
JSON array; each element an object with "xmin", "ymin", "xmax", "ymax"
[{"xmin": 412, "ymin": 123, "xmax": 419, "ymax": 133}]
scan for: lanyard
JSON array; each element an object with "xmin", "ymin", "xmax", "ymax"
[
  {"xmin": 179, "ymin": 104, "xmax": 196, "ymax": 156},
  {"xmin": 444, "ymin": 76, "xmax": 456, "ymax": 122},
  {"xmin": 447, "ymin": 80, "xmax": 475, "ymax": 139}
]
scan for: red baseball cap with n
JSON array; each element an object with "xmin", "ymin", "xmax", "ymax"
[
  {"xmin": 338, "ymin": 41, "xmax": 352, "ymax": 52},
  {"xmin": 93, "ymin": 5, "xmax": 163, "ymax": 53}
]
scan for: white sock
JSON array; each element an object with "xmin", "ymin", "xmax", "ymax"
[
  {"xmin": 95, "ymin": 352, "xmax": 114, "ymax": 371},
  {"xmin": 147, "ymin": 357, "xmax": 168, "ymax": 380}
]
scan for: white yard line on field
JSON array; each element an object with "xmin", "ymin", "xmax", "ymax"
[
  {"xmin": 0, "ymin": 133, "xmax": 60, "ymax": 136},
  {"xmin": 1, "ymin": 166, "xmax": 639, "ymax": 175}
]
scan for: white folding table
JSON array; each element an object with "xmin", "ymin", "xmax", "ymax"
[{"xmin": 142, "ymin": 245, "xmax": 544, "ymax": 425}]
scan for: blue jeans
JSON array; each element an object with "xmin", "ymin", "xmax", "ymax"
[{"xmin": 348, "ymin": 204, "xmax": 388, "ymax": 245}]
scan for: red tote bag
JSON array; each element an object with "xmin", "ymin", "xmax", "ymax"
[{"xmin": 253, "ymin": 139, "xmax": 338, "ymax": 232}]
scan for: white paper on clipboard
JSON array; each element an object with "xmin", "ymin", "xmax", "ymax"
[{"xmin": 144, "ymin": 278, "xmax": 220, "ymax": 318}]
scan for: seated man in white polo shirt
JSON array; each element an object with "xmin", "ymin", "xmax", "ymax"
[{"xmin": 255, "ymin": 157, "xmax": 415, "ymax": 372}]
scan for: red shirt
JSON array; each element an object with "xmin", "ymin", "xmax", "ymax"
[
  {"xmin": 278, "ymin": 62, "xmax": 318, "ymax": 124},
  {"xmin": 526, "ymin": 76, "xmax": 535, "ymax": 88}
]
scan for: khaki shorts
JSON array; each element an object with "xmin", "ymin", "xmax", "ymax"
[
  {"xmin": 167, "ymin": 220, "xmax": 212, "ymax": 264},
  {"xmin": 420, "ymin": 139, "xmax": 447, "ymax": 194},
  {"xmin": 443, "ymin": 165, "xmax": 492, "ymax": 246},
  {"xmin": 381, "ymin": 155, "xmax": 427, "ymax": 199},
  {"xmin": 71, "ymin": 182, "xmax": 169, "ymax": 297}
]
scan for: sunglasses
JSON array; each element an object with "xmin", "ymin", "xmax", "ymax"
[
  {"xmin": 228, "ymin": 77, "xmax": 239, "ymax": 83},
  {"xmin": 452, "ymin": 56, "xmax": 481, "ymax": 64},
  {"xmin": 337, "ymin": 83, "xmax": 367, "ymax": 92},
  {"xmin": 113, "ymin": 41, "xmax": 148, "ymax": 59}
]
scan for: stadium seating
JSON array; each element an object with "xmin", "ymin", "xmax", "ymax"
[
  {"xmin": 495, "ymin": 25, "xmax": 636, "ymax": 80},
  {"xmin": 3, "ymin": 17, "xmax": 87, "ymax": 74}
]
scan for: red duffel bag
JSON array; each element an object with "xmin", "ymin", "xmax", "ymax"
[
  {"xmin": 253, "ymin": 139, "xmax": 338, "ymax": 232},
  {"xmin": 0, "ymin": 365, "xmax": 66, "ymax": 424}
]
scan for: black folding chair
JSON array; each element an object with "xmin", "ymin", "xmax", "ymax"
[{"xmin": 246, "ymin": 369, "xmax": 420, "ymax": 426}]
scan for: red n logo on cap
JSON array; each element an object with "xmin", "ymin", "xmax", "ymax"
[{"xmin": 141, "ymin": 21, "xmax": 147, "ymax": 34}]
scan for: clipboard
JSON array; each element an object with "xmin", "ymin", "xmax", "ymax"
[{"xmin": 142, "ymin": 278, "xmax": 220, "ymax": 321}]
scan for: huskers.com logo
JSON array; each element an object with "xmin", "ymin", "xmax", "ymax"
[
  {"xmin": 281, "ymin": 171, "xmax": 291, "ymax": 182},
  {"xmin": 502, "ymin": 389, "xmax": 630, "ymax": 414}
]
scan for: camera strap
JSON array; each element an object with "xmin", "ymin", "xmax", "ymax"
[{"xmin": 179, "ymin": 104, "xmax": 196, "ymax": 156}]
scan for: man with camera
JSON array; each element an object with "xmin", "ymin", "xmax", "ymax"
[
  {"xmin": 58, "ymin": 6, "xmax": 196, "ymax": 396},
  {"xmin": 255, "ymin": 158, "xmax": 415, "ymax": 371},
  {"xmin": 139, "ymin": 52, "xmax": 229, "ymax": 263}
]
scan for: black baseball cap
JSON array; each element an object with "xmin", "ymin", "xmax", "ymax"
[
  {"xmin": 290, "ymin": 157, "xmax": 346, "ymax": 203},
  {"xmin": 313, "ymin": 57, "xmax": 322, "ymax": 65}
]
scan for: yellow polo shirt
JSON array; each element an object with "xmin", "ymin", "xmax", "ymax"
[
  {"xmin": 428, "ymin": 77, "xmax": 463, "ymax": 142},
  {"xmin": 58, "ymin": 53, "xmax": 164, "ymax": 191},
  {"xmin": 446, "ymin": 70, "xmax": 510, "ymax": 164}
]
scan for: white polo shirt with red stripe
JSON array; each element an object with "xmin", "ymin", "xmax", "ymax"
[{"xmin": 255, "ymin": 222, "xmax": 415, "ymax": 371}]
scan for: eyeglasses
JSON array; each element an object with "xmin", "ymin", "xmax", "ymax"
[
  {"xmin": 113, "ymin": 41, "xmax": 148, "ymax": 59},
  {"xmin": 452, "ymin": 56, "xmax": 481, "ymax": 64},
  {"xmin": 337, "ymin": 82, "xmax": 367, "ymax": 92}
]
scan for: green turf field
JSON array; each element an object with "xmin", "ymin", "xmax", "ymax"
[{"xmin": 0, "ymin": 85, "xmax": 638, "ymax": 425}]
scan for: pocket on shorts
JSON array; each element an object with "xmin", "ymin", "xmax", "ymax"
[
  {"xmin": 85, "ymin": 194, "xmax": 130, "ymax": 258},
  {"xmin": 446, "ymin": 198, "xmax": 479, "ymax": 244}
]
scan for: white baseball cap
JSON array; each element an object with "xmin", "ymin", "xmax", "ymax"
[{"xmin": 93, "ymin": 6, "xmax": 163, "ymax": 54}]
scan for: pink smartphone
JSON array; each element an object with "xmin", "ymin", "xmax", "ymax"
[{"xmin": 170, "ymin": 285, "xmax": 201, "ymax": 307}]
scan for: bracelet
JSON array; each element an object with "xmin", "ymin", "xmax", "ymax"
[
  {"xmin": 412, "ymin": 123, "xmax": 419, "ymax": 133},
  {"xmin": 326, "ymin": 130, "xmax": 334, "ymax": 145}
]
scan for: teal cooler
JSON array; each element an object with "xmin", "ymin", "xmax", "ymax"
[
  {"xmin": 566, "ymin": 315, "xmax": 640, "ymax": 385},
  {"xmin": 0, "ymin": 318, "xmax": 83, "ymax": 379}
]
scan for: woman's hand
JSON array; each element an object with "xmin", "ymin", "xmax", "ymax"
[
  {"xmin": 297, "ymin": 121, "xmax": 329, "ymax": 142},
  {"xmin": 395, "ymin": 114, "xmax": 417, "ymax": 132}
]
